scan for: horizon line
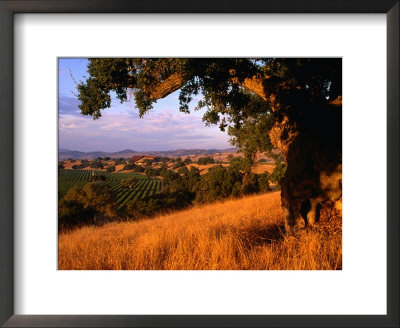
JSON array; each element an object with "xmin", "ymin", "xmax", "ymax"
[{"xmin": 59, "ymin": 147, "xmax": 238, "ymax": 153}]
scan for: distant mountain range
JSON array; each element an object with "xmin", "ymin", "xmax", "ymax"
[{"xmin": 58, "ymin": 148, "xmax": 238, "ymax": 160}]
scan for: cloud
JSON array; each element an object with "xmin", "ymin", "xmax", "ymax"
[
  {"xmin": 57, "ymin": 59, "xmax": 228, "ymax": 152},
  {"xmin": 58, "ymin": 95, "xmax": 82, "ymax": 117},
  {"xmin": 59, "ymin": 107, "xmax": 230, "ymax": 152},
  {"xmin": 61, "ymin": 123, "xmax": 77, "ymax": 129}
]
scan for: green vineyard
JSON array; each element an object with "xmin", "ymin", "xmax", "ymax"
[{"xmin": 58, "ymin": 169, "xmax": 164, "ymax": 209}]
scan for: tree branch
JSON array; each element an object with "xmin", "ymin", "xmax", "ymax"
[
  {"xmin": 233, "ymin": 76, "xmax": 268, "ymax": 101},
  {"xmin": 146, "ymin": 72, "xmax": 342, "ymax": 109},
  {"xmin": 329, "ymin": 96, "xmax": 342, "ymax": 106},
  {"xmin": 147, "ymin": 72, "xmax": 269, "ymax": 102},
  {"xmin": 148, "ymin": 73, "xmax": 186, "ymax": 99}
]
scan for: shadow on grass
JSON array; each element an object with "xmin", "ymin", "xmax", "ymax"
[{"xmin": 239, "ymin": 224, "xmax": 286, "ymax": 249}]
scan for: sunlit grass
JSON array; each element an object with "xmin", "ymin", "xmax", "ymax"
[{"xmin": 58, "ymin": 191, "xmax": 341, "ymax": 270}]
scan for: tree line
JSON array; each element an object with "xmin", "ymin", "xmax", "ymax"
[{"xmin": 58, "ymin": 156, "xmax": 285, "ymax": 231}]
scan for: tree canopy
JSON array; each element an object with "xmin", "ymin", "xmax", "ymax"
[
  {"xmin": 73, "ymin": 57, "xmax": 342, "ymax": 231},
  {"xmin": 76, "ymin": 58, "xmax": 341, "ymax": 159}
]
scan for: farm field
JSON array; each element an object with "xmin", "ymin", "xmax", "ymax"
[{"xmin": 58, "ymin": 169, "xmax": 164, "ymax": 210}]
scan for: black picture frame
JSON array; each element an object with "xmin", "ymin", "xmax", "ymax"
[{"xmin": 0, "ymin": 1, "xmax": 398, "ymax": 327}]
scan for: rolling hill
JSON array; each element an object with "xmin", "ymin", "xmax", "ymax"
[
  {"xmin": 58, "ymin": 191, "xmax": 342, "ymax": 270},
  {"xmin": 58, "ymin": 148, "xmax": 238, "ymax": 160}
]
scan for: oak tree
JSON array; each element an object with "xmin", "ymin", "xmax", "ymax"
[{"xmin": 75, "ymin": 58, "xmax": 342, "ymax": 231}]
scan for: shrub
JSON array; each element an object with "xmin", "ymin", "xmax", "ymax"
[
  {"xmin": 59, "ymin": 183, "xmax": 117, "ymax": 231},
  {"xmin": 58, "ymin": 199, "xmax": 95, "ymax": 231},
  {"xmin": 178, "ymin": 166, "xmax": 189, "ymax": 175},
  {"xmin": 241, "ymin": 172, "xmax": 259, "ymax": 194},
  {"xmin": 114, "ymin": 159, "xmax": 125, "ymax": 165},
  {"xmin": 228, "ymin": 156, "xmax": 251, "ymax": 172},
  {"xmin": 270, "ymin": 157, "xmax": 286, "ymax": 189},
  {"xmin": 121, "ymin": 177, "xmax": 139, "ymax": 189},
  {"xmin": 89, "ymin": 160, "xmax": 104, "ymax": 169},
  {"xmin": 257, "ymin": 172, "xmax": 271, "ymax": 192},
  {"xmin": 231, "ymin": 181, "xmax": 242, "ymax": 197},
  {"xmin": 145, "ymin": 167, "xmax": 158, "ymax": 178},
  {"xmin": 161, "ymin": 170, "xmax": 184, "ymax": 193},
  {"xmin": 195, "ymin": 165, "xmax": 227, "ymax": 202},
  {"xmin": 81, "ymin": 159, "xmax": 89, "ymax": 167},
  {"xmin": 134, "ymin": 166, "xmax": 145, "ymax": 173},
  {"xmin": 123, "ymin": 164, "xmax": 136, "ymax": 170},
  {"xmin": 89, "ymin": 174, "xmax": 106, "ymax": 182},
  {"xmin": 181, "ymin": 166, "xmax": 201, "ymax": 193},
  {"xmin": 173, "ymin": 161, "xmax": 185, "ymax": 169},
  {"xmin": 223, "ymin": 166, "xmax": 244, "ymax": 196},
  {"xmin": 125, "ymin": 190, "xmax": 195, "ymax": 220},
  {"xmin": 106, "ymin": 166, "xmax": 116, "ymax": 172},
  {"xmin": 72, "ymin": 164, "xmax": 85, "ymax": 169},
  {"xmin": 143, "ymin": 159, "xmax": 153, "ymax": 166},
  {"xmin": 198, "ymin": 156, "xmax": 214, "ymax": 165},
  {"xmin": 125, "ymin": 199, "xmax": 149, "ymax": 220}
]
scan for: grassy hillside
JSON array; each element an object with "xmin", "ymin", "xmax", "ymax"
[{"xmin": 58, "ymin": 192, "xmax": 342, "ymax": 270}]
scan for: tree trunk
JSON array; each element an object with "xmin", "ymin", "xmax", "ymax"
[
  {"xmin": 267, "ymin": 93, "xmax": 342, "ymax": 231},
  {"xmin": 148, "ymin": 72, "xmax": 343, "ymax": 232}
]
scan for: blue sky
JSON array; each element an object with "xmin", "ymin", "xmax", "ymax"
[{"xmin": 58, "ymin": 58, "xmax": 231, "ymax": 152}]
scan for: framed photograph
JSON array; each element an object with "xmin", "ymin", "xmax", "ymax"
[{"xmin": 1, "ymin": 1, "xmax": 398, "ymax": 327}]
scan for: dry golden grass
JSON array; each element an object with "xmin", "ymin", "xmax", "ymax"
[
  {"xmin": 186, "ymin": 163, "xmax": 229, "ymax": 175},
  {"xmin": 62, "ymin": 160, "xmax": 81, "ymax": 169},
  {"xmin": 62, "ymin": 160, "xmax": 112, "ymax": 171},
  {"xmin": 58, "ymin": 192, "xmax": 342, "ymax": 270},
  {"xmin": 114, "ymin": 164, "xmax": 125, "ymax": 172},
  {"xmin": 251, "ymin": 163, "xmax": 276, "ymax": 174}
]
